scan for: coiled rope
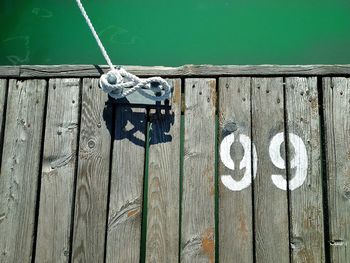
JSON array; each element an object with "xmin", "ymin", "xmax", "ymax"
[{"xmin": 75, "ymin": 0, "xmax": 172, "ymax": 101}]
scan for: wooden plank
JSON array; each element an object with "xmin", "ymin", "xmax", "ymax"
[
  {"xmin": 145, "ymin": 79, "xmax": 181, "ymax": 262},
  {"xmin": 181, "ymin": 78, "xmax": 216, "ymax": 263},
  {"xmin": 285, "ymin": 77, "xmax": 325, "ymax": 262},
  {"xmin": 35, "ymin": 79, "xmax": 80, "ymax": 262},
  {"xmin": 323, "ymin": 77, "xmax": 350, "ymax": 262},
  {"xmin": 19, "ymin": 65, "xmax": 180, "ymax": 78},
  {"xmin": 71, "ymin": 78, "xmax": 112, "ymax": 262},
  {"xmin": 0, "ymin": 79, "xmax": 8, "ymax": 163},
  {"xmin": 0, "ymin": 66, "xmax": 20, "ymax": 77},
  {"xmin": 218, "ymin": 77, "xmax": 254, "ymax": 263},
  {"xmin": 0, "ymin": 79, "xmax": 47, "ymax": 262},
  {"xmin": 251, "ymin": 78, "xmax": 290, "ymax": 263},
  {"xmin": 6, "ymin": 65, "xmax": 350, "ymax": 78},
  {"xmin": 105, "ymin": 106, "xmax": 147, "ymax": 262}
]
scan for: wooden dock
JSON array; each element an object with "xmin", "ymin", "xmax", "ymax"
[{"xmin": 0, "ymin": 65, "xmax": 349, "ymax": 263}]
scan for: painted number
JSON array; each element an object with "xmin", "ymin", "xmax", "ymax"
[
  {"xmin": 220, "ymin": 134, "xmax": 257, "ymax": 191},
  {"xmin": 269, "ymin": 132, "xmax": 308, "ymax": 191},
  {"xmin": 220, "ymin": 132, "xmax": 308, "ymax": 191}
]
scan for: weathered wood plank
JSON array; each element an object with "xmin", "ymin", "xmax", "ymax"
[
  {"xmin": 0, "ymin": 79, "xmax": 47, "ymax": 262},
  {"xmin": 285, "ymin": 77, "xmax": 325, "ymax": 262},
  {"xmin": 218, "ymin": 77, "xmax": 254, "ymax": 263},
  {"xmin": 323, "ymin": 77, "xmax": 350, "ymax": 262},
  {"xmin": 0, "ymin": 79, "xmax": 8, "ymax": 164},
  {"xmin": 105, "ymin": 106, "xmax": 147, "ymax": 263},
  {"xmin": 19, "ymin": 65, "xmax": 180, "ymax": 78},
  {"xmin": 145, "ymin": 79, "xmax": 182, "ymax": 262},
  {"xmin": 181, "ymin": 78, "xmax": 216, "ymax": 263},
  {"xmin": 6, "ymin": 65, "xmax": 350, "ymax": 78},
  {"xmin": 0, "ymin": 66, "xmax": 20, "ymax": 77},
  {"xmin": 71, "ymin": 78, "xmax": 112, "ymax": 262},
  {"xmin": 251, "ymin": 78, "xmax": 290, "ymax": 263},
  {"xmin": 35, "ymin": 79, "xmax": 80, "ymax": 262}
]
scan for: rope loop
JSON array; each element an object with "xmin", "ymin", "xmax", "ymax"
[{"xmin": 99, "ymin": 68, "xmax": 172, "ymax": 101}]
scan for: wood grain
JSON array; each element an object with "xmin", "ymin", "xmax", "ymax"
[
  {"xmin": 218, "ymin": 77, "xmax": 254, "ymax": 263},
  {"xmin": 0, "ymin": 79, "xmax": 47, "ymax": 262},
  {"xmin": 0, "ymin": 66, "xmax": 19, "ymax": 77},
  {"xmin": 145, "ymin": 79, "xmax": 182, "ymax": 263},
  {"xmin": 323, "ymin": 77, "xmax": 350, "ymax": 263},
  {"xmin": 181, "ymin": 78, "xmax": 216, "ymax": 263},
  {"xmin": 0, "ymin": 65, "xmax": 349, "ymax": 78},
  {"xmin": 71, "ymin": 78, "xmax": 112, "ymax": 263},
  {"xmin": 0, "ymin": 73, "xmax": 347, "ymax": 262},
  {"xmin": 285, "ymin": 77, "xmax": 325, "ymax": 262},
  {"xmin": 251, "ymin": 78, "xmax": 290, "ymax": 263},
  {"xmin": 35, "ymin": 78, "xmax": 80, "ymax": 262},
  {"xmin": 105, "ymin": 106, "xmax": 147, "ymax": 263}
]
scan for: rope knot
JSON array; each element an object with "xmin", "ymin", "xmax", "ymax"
[{"xmin": 99, "ymin": 67, "xmax": 172, "ymax": 101}]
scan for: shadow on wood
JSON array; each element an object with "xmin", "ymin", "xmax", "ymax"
[
  {"xmin": 149, "ymin": 101, "xmax": 175, "ymax": 145},
  {"xmin": 102, "ymin": 97, "xmax": 175, "ymax": 146}
]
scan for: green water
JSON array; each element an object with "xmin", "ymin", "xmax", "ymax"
[{"xmin": 1, "ymin": 0, "xmax": 350, "ymax": 66}]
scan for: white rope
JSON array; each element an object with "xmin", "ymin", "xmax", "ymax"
[
  {"xmin": 75, "ymin": 0, "xmax": 114, "ymax": 71},
  {"xmin": 75, "ymin": 0, "xmax": 172, "ymax": 101}
]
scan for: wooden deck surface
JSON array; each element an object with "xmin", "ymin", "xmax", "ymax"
[{"xmin": 0, "ymin": 66, "xmax": 349, "ymax": 263}]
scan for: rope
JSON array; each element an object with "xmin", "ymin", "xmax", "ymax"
[
  {"xmin": 75, "ymin": 0, "xmax": 172, "ymax": 101},
  {"xmin": 75, "ymin": 0, "xmax": 114, "ymax": 71}
]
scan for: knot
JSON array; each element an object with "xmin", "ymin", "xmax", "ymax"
[{"xmin": 99, "ymin": 68, "xmax": 172, "ymax": 101}]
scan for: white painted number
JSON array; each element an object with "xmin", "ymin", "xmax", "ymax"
[
  {"xmin": 220, "ymin": 134, "xmax": 257, "ymax": 191},
  {"xmin": 269, "ymin": 132, "xmax": 308, "ymax": 191},
  {"xmin": 220, "ymin": 132, "xmax": 308, "ymax": 191}
]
